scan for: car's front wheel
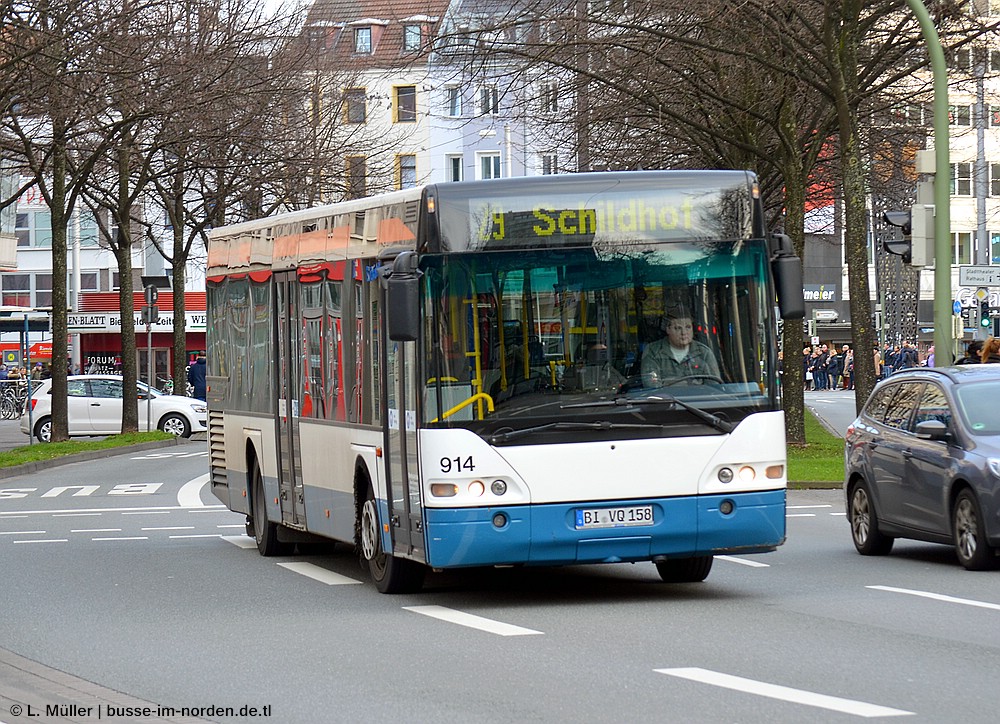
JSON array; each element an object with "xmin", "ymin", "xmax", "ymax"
[
  {"xmin": 158, "ymin": 413, "xmax": 191, "ymax": 438},
  {"xmin": 953, "ymin": 489, "xmax": 996, "ymax": 571},
  {"xmin": 848, "ymin": 478, "xmax": 894, "ymax": 555},
  {"xmin": 33, "ymin": 416, "xmax": 51, "ymax": 443}
]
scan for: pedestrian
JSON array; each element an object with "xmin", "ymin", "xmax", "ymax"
[
  {"xmin": 955, "ymin": 340, "xmax": 982, "ymax": 365},
  {"xmin": 30, "ymin": 362, "xmax": 43, "ymax": 381},
  {"xmin": 980, "ymin": 337, "xmax": 1000, "ymax": 364},
  {"xmin": 925, "ymin": 345, "xmax": 935, "ymax": 368},
  {"xmin": 187, "ymin": 354, "xmax": 207, "ymax": 400}
]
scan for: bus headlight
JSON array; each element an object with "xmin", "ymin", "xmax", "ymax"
[
  {"xmin": 491, "ymin": 479, "xmax": 507, "ymax": 495},
  {"xmin": 468, "ymin": 480, "xmax": 485, "ymax": 496},
  {"xmin": 738, "ymin": 466, "xmax": 756, "ymax": 483},
  {"xmin": 717, "ymin": 467, "xmax": 734, "ymax": 483},
  {"xmin": 430, "ymin": 483, "xmax": 458, "ymax": 497}
]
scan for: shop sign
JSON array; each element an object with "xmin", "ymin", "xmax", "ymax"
[{"xmin": 68, "ymin": 311, "xmax": 207, "ymax": 332}]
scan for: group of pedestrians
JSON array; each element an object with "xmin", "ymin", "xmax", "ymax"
[
  {"xmin": 878, "ymin": 341, "xmax": 921, "ymax": 378},
  {"xmin": 956, "ymin": 337, "xmax": 1000, "ymax": 365},
  {"xmin": 803, "ymin": 343, "xmax": 855, "ymax": 391}
]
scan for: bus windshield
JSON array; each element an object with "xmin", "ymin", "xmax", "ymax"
[{"xmin": 420, "ymin": 239, "xmax": 777, "ymax": 440}]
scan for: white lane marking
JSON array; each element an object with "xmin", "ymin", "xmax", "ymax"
[
  {"xmin": 0, "ymin": 504, "xmax": 226, "ymax": 516},
  {"xmin": 222, "ymin": 535, "xmax": 256, "ymax": 549},
  {"xmin": 0, "ymin": 530, "xmax": 46, "ymax": 535},
  {"xmin": 277, "ymin": 562, "xmax": 362, "ymax": 585},
  {"xmin": 868, "ymin": 585, "xmax": 1000, "ymax": 611},
  {"xmin": 787, "ymin": 513, "xmax": 817, "ymax": 518},
  {"xmin": 122, "ymin": 511, "xmax": 171, "ymax": 516},
  {"xmin": 93, "ymin": 536, "xmax": 148, "ymax": 541},
  {"xmin": 169, "ymin": 534, "xmax": 224, "ymax": 539},
  {"xmin": 717, "ymin": 555, "xmax": 770, "ymax": 568},
  {"xmin": 177, "ymin": 475, "xmax": 209, "ymax": 508},
  {"xmin": 142, "ymin": 526, "xmax": 195, "ymax": 531},
  {"xmin": 217, "ymin": 524, "xmax": 244, "ymax": 529},
  {"xmin": 70, "ymin": 528, "xmax": 122, "ymax": 533},
  {"xmin": 831, "ymin": 512, "xmax": 846, "ymax": 516},
  {"xmin": 788, "ymin": 505, "xmax": 833, "ymax": 509},
  {"xmin": 0, "ymin": 514, "xmax": 28, "ymax": 519},
  {"xmin": 13, "ymin": 539, "xmax": 67, "ymax": 544},
  {"xmin": 403, "ymin": 605, "xmax": 543, "ymax": 636},
  {"xmin": 53, "ymin": 513, "xmax": 102, "ymax": 517},
  {"xmin": 655, "ymin": 668, "xmax": 913, "ymax": 718}
]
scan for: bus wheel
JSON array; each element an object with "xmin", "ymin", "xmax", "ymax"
[
  {"xmin": 655, "ymin": 556, "xmax": 713, "ymax": 583},
  {"xmin": 250, "ymin": 461, "xmax": 292, "ymax": 557},
  {"xmin": 360, "ymin": 484, "xmax": 425, "ymax": 594}
]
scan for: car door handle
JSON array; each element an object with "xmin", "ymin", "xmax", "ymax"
[
  {"xmin": 902, "ymin": 449, "xmax": 913, "ymax": 458},
  {"xmin": 90, "ymin": 403, "xmax": 100, "ymax": 407}
]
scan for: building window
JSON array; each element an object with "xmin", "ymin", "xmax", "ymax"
[
  {"xmin": 397, "ymin": 155, "xmax": 417, "ymax": 189},
  {"xmin": 948, "ymin": 105, "xmax": 972, "ymax": 126},
  {"xmin": 953, "ymin": 232, "xmax": 972, "ymax": 265},
  {"xmin": 541, "ymin": 154, "xmax": 558, "ymax": 175},
  {"xmin": 395, "ymin": 86, "xmax": 416, "ymax": 122},
  {"xmin": 354, "ymin": 28, "xmax": 372, "ymax": 54},
  {"xmin": 447, "ymin": 87, "xmax": 461, "ymax": 117},
  {"xmin": 479, "ymin": 85, "xmax": 499, "ymax": 115},
  {"xmin": 1, "ymin": 273, "xmax": 29, "ymax": 306},
  {"xmin": 479, "ymin": 152, "xmax": 501, "ymax": 180},
  {"xmin": 540, "ymin": 83, "xmax": 558, "ymax": 113},
  {"xmin": 344, "ymin": 88, "xmax": 366, "ymax": 124},
  {"xmin": 951, "ymin": 162, "xmax": 972, "ymax": 196},
  {"xmin": 346, "ymin": 156, "xmax": 367, "ymax": 199},
  {"xmin": 948, "ymin": 47, "xmax": 972, "ymax": 71},
  {"xmin": 992, "ymin": 49, "xmax": 1000, "ymax": 72},
  {"xmin": 35, "ymin": 273, "xmax": 51, "ymax": 308},
  {"xmin": 403, "ymin": 25, "xmax": 421, "ymax": 52},
  {"xmin": 990, "ymin": 105, "xmax": 1000, "ymax": 127},
  {"xmin": 447, "ymin": 155, "xmax": 463, "ymax": 182},
  {"xmin": 891, "ymin": 103, "xmax": 926, "ymax": 126},
  {"xmin": 991, "ymin": 163, "xmax": 1000, "ymax": 197}
]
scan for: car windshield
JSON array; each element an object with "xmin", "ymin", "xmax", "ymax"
[
  {"xmin": 418, "ymin": 242, "xmax": 778, "ymax": 440},
  {"xmin": 954, "ymin": 381, "xmax": 1000, "ymax": 436}
]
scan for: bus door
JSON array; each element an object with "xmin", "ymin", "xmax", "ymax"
[
  {"xmin": 274, "ymin": 272, "xmax": 306, "ymax": 529},
  {"xmin": 385, "ymin": 337, "xmax": 425, "ymax": 563}
]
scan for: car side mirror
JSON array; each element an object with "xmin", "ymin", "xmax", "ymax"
[{"xmin": 915, "ymin": 419, "xmax": 949, "ymax": 441}]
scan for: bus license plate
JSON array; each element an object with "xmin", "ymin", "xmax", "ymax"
[{"xmin": 575, "ymin": 505, "xmax": 653, "ymax": 530}]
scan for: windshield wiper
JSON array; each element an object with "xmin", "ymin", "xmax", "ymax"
[
  {"xmin": 487, "ymin": 420, "xmax": 663, "ymax": 444},
  {"xmin": 561, "ymin": 395, "xmax": 735, "ymax": 434}
]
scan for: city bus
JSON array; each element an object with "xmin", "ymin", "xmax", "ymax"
[{"xmin": 205, "ymin": 170, "xmax": 804, "ymax": 593}]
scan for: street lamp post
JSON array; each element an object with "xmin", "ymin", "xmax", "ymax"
[{"xmin": 906, "ymin": 0, "xmax": 951, "ymax": 365}]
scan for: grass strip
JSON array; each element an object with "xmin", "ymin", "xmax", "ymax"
[{"xmin": 0, "ymin": 431, "xmax": 174, "ymax": 468}]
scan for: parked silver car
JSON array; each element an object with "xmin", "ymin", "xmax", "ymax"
[
  {"xmin": 20, "ymin": 375, "xmax": 207, "ymax": 442},
  {"xmin": 844, "ymin": 365, "xmax": 1000, "ymax": 570}
]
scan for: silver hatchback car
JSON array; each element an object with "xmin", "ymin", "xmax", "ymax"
[
  {"xmin": 20, "ymin": 374, "xmax": 208, "ymax": 442},
  {"xmin": 844, "ymin": 365, "xmax": 1000, "ymax": 570}
]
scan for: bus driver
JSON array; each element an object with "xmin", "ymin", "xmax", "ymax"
[{"xmin": 641, "ymin": 306, "xmax": 720, "ymax": 385}]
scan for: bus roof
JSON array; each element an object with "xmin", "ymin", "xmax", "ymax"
[{"xmin": 206, "ymin": 170, "xmax": 761, "ymax": 279}]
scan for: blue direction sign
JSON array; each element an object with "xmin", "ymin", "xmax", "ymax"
[{"xmin": 954, "ymin": 300, "xmax": 962, "ymax": 315}]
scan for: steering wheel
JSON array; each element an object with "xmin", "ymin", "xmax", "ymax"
[{"xmin": 661, "ymin": 374, "xmax": 724, "ymax": 387}]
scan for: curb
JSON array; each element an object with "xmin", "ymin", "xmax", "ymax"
[{"xmin": 0, "ymin": 437, "xmax": 184, "ymax": 479}]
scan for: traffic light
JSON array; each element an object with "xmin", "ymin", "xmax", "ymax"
[
  {"xmin": 982, "ymin": 299, "xmax": 992, "ymax": 329},
  {"xmin": 882, "ymin": 211, "xmax": 912, "ymax": 263}
]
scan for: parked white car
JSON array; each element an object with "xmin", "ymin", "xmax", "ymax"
[{"xmin": 20, "ymin": 375, "xmax": 207, "ymax": 442}]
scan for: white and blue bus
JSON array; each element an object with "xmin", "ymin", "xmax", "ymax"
[{"xmin": 205, "ymin": 171, "xmax": 804, "ymax": 592}]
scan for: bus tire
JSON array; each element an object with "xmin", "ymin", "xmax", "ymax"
[
  {"xmin": 250, "ymin": 461, "xmax": 292, "ymax": 557},
  {"xmin": 360, "ymin": 483, "xmax": 425, "ymax": 594},
  {"xmin": 655, "ymin": 555, "xmax": 713, "ymax": 583}
]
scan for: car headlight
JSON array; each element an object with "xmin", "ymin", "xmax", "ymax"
[
  {"xmin": 989, "ymin": 458, "xmax": 1000, "ymax": 479},
  {"xmin": 191, "ymin": 404, "xmax": 207, "ymax": 414}
]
